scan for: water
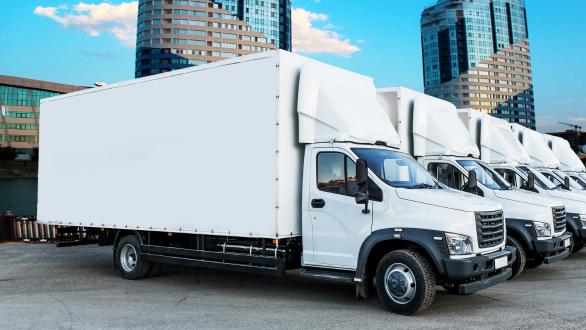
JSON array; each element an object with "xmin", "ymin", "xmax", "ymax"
[{"xmin": 0, "ymin": 178, "xmax": 37, "ymax": 215}]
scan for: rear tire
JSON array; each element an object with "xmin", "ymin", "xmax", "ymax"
[
  {"xmin": 375, "ymin": 249, "xmax": 436, "ymax": 315},
  {"xmin": 115, "ymin": 235, "xmax": 151, "ymax": 280},
  {"xmin": 506, "ymin": 236, "xmax": 526, "ymax": 279}
]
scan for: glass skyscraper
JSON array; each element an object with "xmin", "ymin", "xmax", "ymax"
[
  {"xmin": 212, "ymin": 0, "xmax": 291, "ymax": 51},
  {"xmin": 421, "ymin": 0, "xmax": 535, "ymax": 129},
  {"xmin": 135, "ymin": 0, "xmax": 291, "ymax": 78}
]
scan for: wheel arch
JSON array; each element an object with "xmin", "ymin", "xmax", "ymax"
[
  {"xmin": 355, "ymin": 229, "xmax": 448, "ymax": 283},
  {"xmin": 505, "ymin": 219, "xmax": 535, "ymax": 254}
]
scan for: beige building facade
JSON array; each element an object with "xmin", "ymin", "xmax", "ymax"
[
  {"xmin": 135, "ymin": 0, "xmax": 279, "ymax": 78},
  {"xmin": 0, "ymin": 75, "xmax": 86, "ymax": 159}
]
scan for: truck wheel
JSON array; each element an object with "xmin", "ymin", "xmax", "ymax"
[
  {"xmin": 115, "ymin": 235, "xmax": 151, "ymax": 280},
  {"xmin": 375, "ymin": 249, "xmax": 436, "ymax": 315},
  {"xmin": 525, "ymin": 256, "xmax": 544, "ymax": 269},
  {"xmin": 506, "ymin": 237, "xmax": 526, "ymax": 279}
]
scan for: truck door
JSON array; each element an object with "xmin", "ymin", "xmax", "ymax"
[{"xmin": 308, "ymin": 149, "xmax": 373, "ymax": 269}]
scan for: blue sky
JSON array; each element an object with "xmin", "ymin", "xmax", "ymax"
[{"xmin": 0, "ymin": 0, "xmax": 584, "ymax": 132}]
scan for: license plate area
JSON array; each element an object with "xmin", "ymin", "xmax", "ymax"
[
  {"xmin": 564, "ymin": 238, "xmax": 571, "ymax": 248},
  {"xmin": 494, "ymin": 256, "xmax": 508, "ymax": 269}
]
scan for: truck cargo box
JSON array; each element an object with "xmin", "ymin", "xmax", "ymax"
[
  {"xmin": 511, "ymin": 124, "xmax": 560, "ymax": 169},
  {"xmin": 377, "ymin": 87, "xmax": 479, "ymax": 158},
  {"xmin": 544, "ymin": 134, "xmax": 586, "ymax": 172},
  {"xmin": 458, "ymin": 109, "xmax": 530, "ymax": 165},
  {"xmin": 38, "ymin": 51, "xmax": 310, "ymax": 238}
]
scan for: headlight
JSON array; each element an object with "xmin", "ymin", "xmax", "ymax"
[
  {"xmin": 580, "ymin": 214, "xmax": 586, "ymax": 229},
  {"xmin": 445, "ymin": 233, "xmax": 474, "ymax": 255},
  {"xmin": 533, "ymin": 221, "xmax": 552, "ymax": 238}
]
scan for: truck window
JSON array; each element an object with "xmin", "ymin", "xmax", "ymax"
[
  {"xmin": 570, "ymin": 175, "xmax": 586, "ymax": 189},
  {"xmin": 428, "ymin": 163, "xmax": 464, "ymax": 189},
  {"xmin": 494, "ymin": 169, "xmax": 522, "ymax": 188},
  {"xmin": 317, "ymin": 152, "xmax": 382, "ymax": 201},
  {"xmin": 317, "ymin": 152, "xmax": 346, "ymax": 195}
]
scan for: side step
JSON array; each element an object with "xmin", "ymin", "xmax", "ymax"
[
  {"xmin": 140, "ymin": 244, "xmax": 285, "ymax": 277},
  {"xmin": 299, "ymin": 268, "xmax": 355, "ymax": 284}
]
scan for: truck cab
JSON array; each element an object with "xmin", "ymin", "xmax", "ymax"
[
  {"xmin": 376, "ymin": 87, "xmax": 570, "ymax": 279},
  {"xmin": 493, "ymin": 164, "xmax": 586, "ymax": 253},
  {"xmin": 296, "ymin": 63, "xmax": 514, "ymax": 315}
]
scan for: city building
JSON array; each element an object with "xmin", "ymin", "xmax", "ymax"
[
  {"xmin": 0, "ymin": 75, "xmax": 87, "ymax": 160},
  {"xmin": 212, "ymin": 0, "xmax": 291, "ymax": 51},
  {"xmin": 135, "ymin": 0, "xmax": 291, "ymax": 78},
  {"xmin": 421, "ymin": 0, "xmax": 535, "ymax": 129}
]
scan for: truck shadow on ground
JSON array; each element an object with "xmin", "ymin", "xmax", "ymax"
[{"xmin": 129, "ymin": 264, "xmax": 502, "ymax": 316}]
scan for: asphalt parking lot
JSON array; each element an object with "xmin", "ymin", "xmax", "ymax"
[{"xmin": 1, "ymin": 243, "xmax": 586, "ymax": 329}]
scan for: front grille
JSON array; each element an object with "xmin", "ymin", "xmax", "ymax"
[
  {"xmin": 552, "ymin": 206, "xmax": 566, "ymax": 233},
  {"xmin": 475, "ymin": 211, "xmax": 505, "ymax": 248}
]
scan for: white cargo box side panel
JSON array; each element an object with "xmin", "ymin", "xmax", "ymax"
[{"xmin": 38, "ymin": 53, "xmax": 295, "ymax": 238}]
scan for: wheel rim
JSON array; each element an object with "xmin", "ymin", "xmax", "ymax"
[
  {"xmin": 384, "ymin": 263, "xmax": 417, "ymax": 304},
  {"xmin": 120, "ymin": 243, "xmax": 138, "ymax": 273}
]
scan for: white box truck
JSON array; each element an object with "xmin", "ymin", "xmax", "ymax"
[
  {"xmin": 377, "ymin": 87, "xmax": 570, "ymax": 278},
  {"xmin": 512, "ymin": 124, "xmax": 586, "ymax": 195},
  {"xmin": 457, "ymin": 109, "xmax": 586, "ymax": 254},
  {"xmin": 544, "ymin": 134, "xmax": 586, "ymax": 189},
  {"xmin": 38, "ymin": 51, "xmax": 513, "ymax": 315}
]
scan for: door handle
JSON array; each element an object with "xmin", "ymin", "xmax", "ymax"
[{"xmin": 311, "ymin": 199, "xmax": 326, "ymax": 208}]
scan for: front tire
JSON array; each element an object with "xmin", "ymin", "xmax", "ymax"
[
  {"xmin": 506, "ymin": 236, "xmax": 526, "ymax": 279},
  {"xmin": 375, "ymin": 249, "xmax": 436, "ymax": 315},
  {"xmin": 115, "ymin": 235, "xmax": 152, "ymax": 280}
]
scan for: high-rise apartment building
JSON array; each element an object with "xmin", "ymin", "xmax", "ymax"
[
  {"xmin": 135, "ymin": 0, "xmax": 291, "ymax": 78},
  {"xmin": 421, "ymin": 0, "xmax": 535, "ymax": 129},
  {"xmin": 212, "ymin": 0, "xmax": 291, "ymax": 51},
  {"xmin": 0, "ymin": 75, "xmax": 86, "ymax": 159}
]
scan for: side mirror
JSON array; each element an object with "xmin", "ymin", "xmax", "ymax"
[
  {"xmin": 356, "ymin": 159, "xmax": 368, "ymax": 187},
  {"xmin": 526, "ymin": 174, "xmax": 535, "ymax": 190},
  {"xmin": 466, "ymin": 170, "xmax": 478, "ymax": 189},
  {"xmin": 355, "ymin": 159, "xmax": 370, "ymax": 214},
  {"xmin": 564, "ymin": 176, "xmax": 571, "ymax": 190}
]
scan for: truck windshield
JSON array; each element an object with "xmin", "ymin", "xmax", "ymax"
[
  {"xmin": 552, "ymin": 169, "xmax": 585, "ymax": 190},
  {"xmin": 571, "ymin": 174, "xmax": 586, "ymax": 189},
  {"xmin": 516, "ymin": 166, "xmax": 557, "ymax": 190},
  {"xmin": 456, "ymin": 159, "xmax": 511, "ymax": 190},
  {"xmin": 352, "ymin": 148, "xmax": 438, "ymax": 189}
]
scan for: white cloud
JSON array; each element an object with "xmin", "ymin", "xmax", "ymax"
[
  {"xmin": 34, "ymin": 2, "xmax": 138, "ymax": 47},
  {"xmin": 292, "ymin": 8, "xmax": 360, "ymax": 57}
]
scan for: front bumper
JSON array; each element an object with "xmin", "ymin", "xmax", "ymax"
[
  {"xmin": 534, "ymin": 232, "xmax": 572, "ymax": 264},
  {"xmin": 443, "ymin": 247, "xmax": 516, "ymax": 295}
]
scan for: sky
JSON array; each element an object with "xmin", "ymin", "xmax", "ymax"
[{"xmin": 0, "ymin": 0, "xmax": 584, "ymax": 132}]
